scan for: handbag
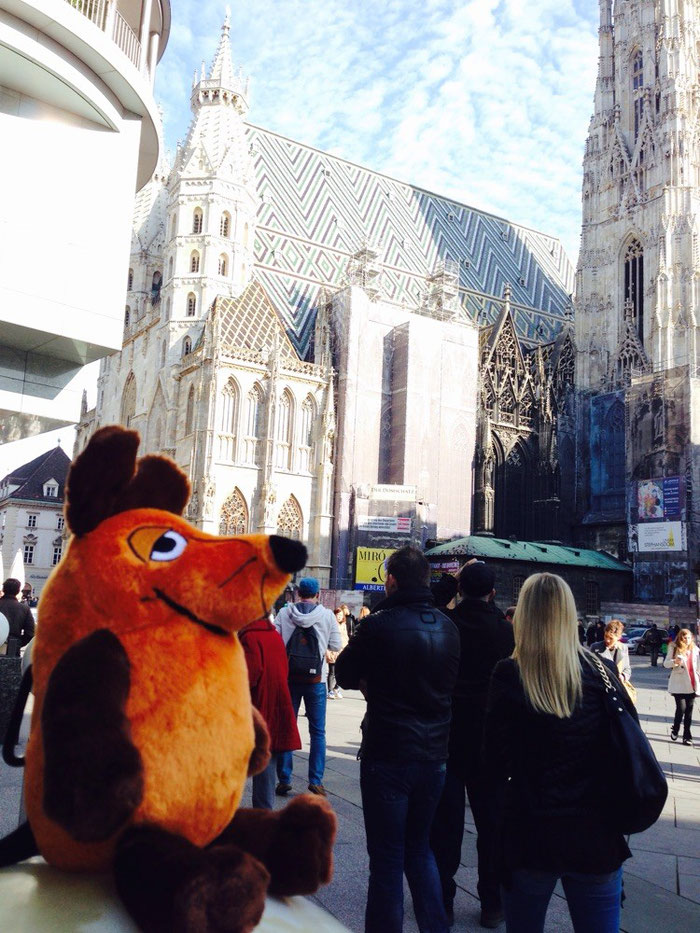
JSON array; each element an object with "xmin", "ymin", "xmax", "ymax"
[
  {"xmin": 615, "ymin": 657, "xmax": 637, "ymax": 704},
  {"xmin": 589, "ymin": 652, "xmax": 667, "ymax": 834}
]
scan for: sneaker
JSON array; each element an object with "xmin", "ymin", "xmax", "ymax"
[
  {"xmin": 480, "ymin": 907, "xmax": 504, "ymax": 929},
  {"xmin": 327, "ymin": 692, "xmax": 336, "ymax": 699},
  {"xmin": 683, "ymin": 738, "xmax": 693, "ymax": 746},
  {"xmin": 275, "ymin": 782, "xmax": 292, "ymax": 796},
  {"xmin": 671, "ymin": 730, "xmax": 679, "ymax": 742},
  {"xmin": 335, "ymin": 688, "xmax": 343, "ymax": 698},
  {"xmin": 308, "ymin": 783, "xmax": 327, "ymax": 796}
]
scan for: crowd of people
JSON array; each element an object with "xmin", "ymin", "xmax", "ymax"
[
  {"xmin": 1, "ymin": 558, "xmax": 697, "ymax": 932},
  {"xmin": 232, "ymin": 549, "xmax": 697, "ymax": 933}
]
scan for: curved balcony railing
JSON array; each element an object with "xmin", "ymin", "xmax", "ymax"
[{"xmin": 65, "ymin": 0, "xmax": 165, "ymax": 78}]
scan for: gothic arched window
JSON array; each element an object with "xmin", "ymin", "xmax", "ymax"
[
  {"xmin": 124, "ymin": 305, "xmax": 131, "ymax": 327},
  {"xmin": 275, "ymin": 389, "xmax": 293, "ymax": 470},
  {"xmin": 190, "ymin": 251, "xmax": 200, "ymax": 273},
  {"xmin": 632, "ymin": 50, "xmax": 644, "ymax": 138},
  {"xmin": 182, "ymin": 336, "xmax": 192, "ymax": 357},
  {"xmin": 277, "ymin": 496, "xmax": 303, "ymax": 539},
  {"xmin": 244, "ymin": 384, "xmax": 264, "ymax": 463},
  {"xmin": 220, "ymin": 212, "xmax": 231, "ymax": 237},
  {"xmin": 604, "ymin": 401, "xmax": 625, "ymax": 503},
  {"xmin": 187, "ymin": 293, "xmax": 197, "ymax": 316},
  {"xmin": 299, "ymin": 395, "xmax": 316, "ymax": 472},
  {"xmin": 218, "ymin": 378, "xmax": 240, "ymax": 461},
  {"xmin": 219, "ymin": 488, "xmax": 248, "ymax": 535},
  {"xmin": 185, "ymin": 385, "xmax": 195, "ymax": 435},
  {"xmin": 623, "ymin": 239, "xmax": 644, "ymax": 340},
  {"xmin": 127, "ymin": 268, "xmax": 134, "ymax": 290},
  {"xmin": 218, "ymin": 254, "xmax": 228, "ymax": 276},
  {"xmin": 192, "ymin": 208, "xmax": 203, "ymax": 234},
  {"xmin": 121, "ymin": 372, "xmax": 137, "ymax": 427}
]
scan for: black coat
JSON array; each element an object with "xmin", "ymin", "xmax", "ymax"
[
  {"xmin": 446, "ymin": 597, "xmax": 514, "ymax": 774},
  {"xmin": 335, "ymin": 586, "xmax": 460, "ymax": 762},
  {"xmin": 0, "ymin": 596, "xmax": 35, "ymax": 656},
  {"xmin": 483, "ymin": 654, "xmax": 636, "ymax": 877}
]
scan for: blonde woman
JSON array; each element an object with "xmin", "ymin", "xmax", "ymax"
[
  {"xmin": 483, "ymin": 573, "xmax": 637, "ymax": 933},
  {"xmin": 664, "ymin": 628, "xmax": 699, "ymax": 746}
]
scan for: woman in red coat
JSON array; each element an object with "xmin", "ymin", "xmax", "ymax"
[{"xmin": 239, "ymin": 617, "xmax": 302, "ymax": 808}]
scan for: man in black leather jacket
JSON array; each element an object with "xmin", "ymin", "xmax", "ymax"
[
  {"xmin": 336, "ymin": 546, "xmax": 459, "ymax": 933},
  {"xmin": 430, "ymin": 561, "xmax": 514, "ymax": 929}
]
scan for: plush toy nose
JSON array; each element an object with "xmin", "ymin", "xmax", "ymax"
[{"xmin": 269, "ymin": 536, "xmax": 307, "ymax": 573}]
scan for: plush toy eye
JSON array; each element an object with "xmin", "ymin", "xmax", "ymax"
[{"xmin": 150, "ymin": 530, "xmax": 188, "ymax": 562}]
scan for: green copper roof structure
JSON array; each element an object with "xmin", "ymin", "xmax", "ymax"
[{"xmin": 425, "ymin": 536, "xmax": 630, "ymax": 572}]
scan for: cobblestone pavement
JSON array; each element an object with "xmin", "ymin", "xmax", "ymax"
[{"xmin": 1, "ymin": 655, "xmax": 698, "ymax": 931}]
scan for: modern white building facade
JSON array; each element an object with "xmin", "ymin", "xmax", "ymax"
[{"xmin": 0, "ymin": 0, "xmax": 170, "ymax": 442}]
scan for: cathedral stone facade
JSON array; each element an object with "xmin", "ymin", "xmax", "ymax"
[
  {"xmin": 79, "ymin": 14, "xmax": 576, "ymax": 588},
  {"xmin": 574, "ymin": 0, "xmax": 700, "ymax": 606}
]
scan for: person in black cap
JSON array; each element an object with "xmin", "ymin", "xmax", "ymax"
[{"xmin": 430, "ymin": 560, "xmax": 514, "ymax": 929}]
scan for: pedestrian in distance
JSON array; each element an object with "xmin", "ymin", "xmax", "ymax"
[
  {"xmin": 335, "ymin": 545, "xmax": 460, "ymax": 933},
  {"xmin": 505, "ymin": 606, "xmax": 516, "ymax": 625},
  {"xmin": 327, "ymin": 607, "xmax": 349, "ymax": 699},
  {"xmin": 0, "ymin": 578, "xmax": 35, "ymax": 657},
  {"xmin": 647, "ymin": 623, "xmax": 663, "ymax": 666},
  {"xmin": 430, "ymin": 560, "xmax": 514, "ymax": 930},
  {"xmin": 273, "ymin": 576, "xmax": 342, "ymax": 797},
  {"xmin": 239, "ymin": 616, "xmax": 301, "ymax": 808},
  {"xmin": 483, "ymin": 572, "xmax": 638, "ymax": 933},
  {"xmin": 591, "ymin": 619, "xmax": 631, "ymax": 682},
  {"xmin": 664, "ymin": 628, "xmax": 700, "ymax": 746}
]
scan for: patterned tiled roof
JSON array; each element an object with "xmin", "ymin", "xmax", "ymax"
[
  {"xmin": 214, "ymin": 281, "xmax": 298, "ymax": 359},
  {"xmin": 247, "ymin": 125, "xmax": 575, "ymax": 355}
]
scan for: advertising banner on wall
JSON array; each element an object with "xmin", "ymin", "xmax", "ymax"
[
  {"xmin": 635, "ymin": 476, "xmax": 686, "ymax": 523},
  {"xmin": 628, "ymin": 521, "xmax": 686, "ymax": 553},
  {"xmin": 357, "ymin": 515, "xmax": 412, "ymax": 533},
  {"xmin": 355, "ymin": 547, "xmax": 396, "ymax": 591}
]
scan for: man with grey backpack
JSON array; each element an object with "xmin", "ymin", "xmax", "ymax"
[{"xmin": 273, "ymin": 577, "xmax": 342, "ymax": 796}]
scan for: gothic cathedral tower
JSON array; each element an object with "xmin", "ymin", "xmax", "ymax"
[{"xmin": 576, "ymin": 0, "xmax": 700, "ymax": 609}]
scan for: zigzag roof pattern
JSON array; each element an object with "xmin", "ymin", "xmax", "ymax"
[{"xmin": 246, "ymin": 125, "xmax": 575, "ymax": 355}]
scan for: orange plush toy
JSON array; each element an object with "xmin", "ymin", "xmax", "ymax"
[{"xmin": 0, "ymin": 426, "xmax": 336, "ymax": 933}]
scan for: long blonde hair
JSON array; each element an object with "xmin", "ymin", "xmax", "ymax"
[
  {"xmin": 673, "ymin": 629, "xmax": 693, "ymax": 655},
  {"xmin": 512, "ymin": 573, "xmax": 583, "ymax": 718}
]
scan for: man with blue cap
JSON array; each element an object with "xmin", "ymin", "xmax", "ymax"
[{"xmin": 273, "ymin": 576, "xmax": 341, "ymax": 796}]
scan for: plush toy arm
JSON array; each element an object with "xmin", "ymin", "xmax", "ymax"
[
  {"xmin": 42, "ymin": 629, "xmax": 144, "ymax": 843},
  {"xmin": 247, "ymin": 707, "xmax": 271, "ymax": 777}
]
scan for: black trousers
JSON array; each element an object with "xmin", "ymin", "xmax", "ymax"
[
  {"xmin": 673, "ymin": 693, "xmax": 695, "ymax": 740},
  {"xmin": 650, "ymin": 646, "xmax": 660, "ymax": 666},
  {"xmin": 430, "ymin": 764, "xmax": 501, "ymax": 912}
]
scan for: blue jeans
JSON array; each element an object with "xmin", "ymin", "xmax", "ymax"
[
  {"xmin": 502, "ymin": 867, "xmax": 622, "ymax": 933},
  {"xmin": 277, "ymin": 681, "xmax": 327, "ymax": 786},
  {"xmin": 361, "ymin": 758, "xmax": 448, "ymax": 933},
  {"xmin": 251, "ymin": 752, "xmax": 277, "ymax": 809}
]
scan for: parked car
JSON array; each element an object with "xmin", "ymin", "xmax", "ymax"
[{"xmin": 621, "ymin": 627, "xmax": 647, "ymax": 644}]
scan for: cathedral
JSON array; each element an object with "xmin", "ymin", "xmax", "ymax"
[
  {"xmin": 81, "ymin": 5, "xmax": 700, "ymax": 608},
  {"xmin": 78, "ymin": 12, "xmax": 575, "ymax": 589},
  {"xmin": 574, "ymin": 0, "xmax": 700, "ymax": 607}
]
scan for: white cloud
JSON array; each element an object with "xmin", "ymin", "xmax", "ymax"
[{"xmin": 155, "ymin": 1, "xmax": 598, "ymax": 257}]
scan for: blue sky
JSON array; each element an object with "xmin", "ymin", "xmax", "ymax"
[{"xmin": 155, "ymin": 0, "xmax": 600, "ymax": 261}]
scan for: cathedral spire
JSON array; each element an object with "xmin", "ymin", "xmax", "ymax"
[
  {"xmin": 208, "ymin": 8, "xmax": 236, "ymax": 88},
  {"xmin": 189, "ymin": 10, "xmax": 249, "ymax": 118}
]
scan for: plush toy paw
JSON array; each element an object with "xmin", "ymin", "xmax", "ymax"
[
  {"xmin": 267, "ymin": 794, "xmax": 336, "ymax": 897},
  {"xmin": 174, "ymin": 845, "xmax": 270, "ymax": 933}
]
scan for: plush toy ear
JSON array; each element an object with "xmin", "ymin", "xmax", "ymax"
[
  {"xmin": 66, "ymin": 426, "xmax": 190, "ymax": 537},
  {"xmin": 119, "ymin": 455, "xmax": 190, "ymax": 517}
]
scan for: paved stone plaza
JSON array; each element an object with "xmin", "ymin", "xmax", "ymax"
[{"xmin": 1, "ymin": 654, "xmax": 698, "ymax": 931}]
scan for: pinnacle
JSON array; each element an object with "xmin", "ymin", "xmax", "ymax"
[{"xmin": 209, "ymin": 10, "xmax": 236, "ymax": 88}]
